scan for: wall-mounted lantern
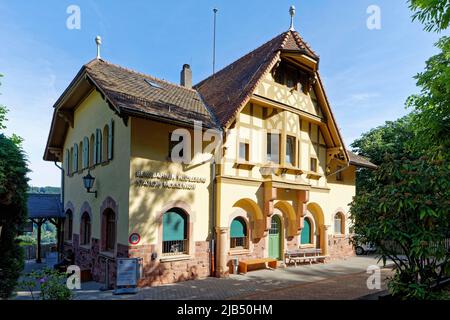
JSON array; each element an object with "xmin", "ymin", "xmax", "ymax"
[{"xmin": 82, "ymin": 170, "xmax": 97, "ymax": 198}]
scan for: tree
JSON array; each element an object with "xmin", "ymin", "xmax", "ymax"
[
  {"xmin": 0, "ymin": 75, "xmax": 7, "ymax": 130},
  {"xmin": 350, "ymin": 1, "xmax": 450, "ymax": 300},
  {"xmin": 407, "ymin": 36, "xmax": 450, "ymax": 159},
  {"xmin": 351, "ymin": 115, "xmax": 418, "ymax": 193},
  {"xmin": 0, "ymin": 76, "xmax": 29, "ymax": 299},
  {"xmin": 409, "ymin": 0, "xmax": 450, "ymax": 32},
  {"xmin": 350, "ymin": 154, "xmax": 450, "ymax": 299}
]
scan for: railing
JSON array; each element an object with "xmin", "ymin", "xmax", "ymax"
[
  {"xmin": 162, "ymin": 239, "xmax": 188, "ymax": 255},
  {"xmin": 230, "ymin": 237, "xmax": 248, "ymax": 249},
  {"xmin": 22, "ymin": 243, "xmax": 57, "ymax": 260}
]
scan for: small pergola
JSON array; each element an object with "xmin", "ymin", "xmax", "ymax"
[{"xmin": 27, "ymin": 193, "xmax": 64, "ymax": 263}]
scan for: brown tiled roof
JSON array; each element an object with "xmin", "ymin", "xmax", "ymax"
[
  {"xmin": 347, "ymin": 150, "xmax": 377, "ymax": 169},
  {"xmin": 85, "ymin": 59, "xmax": 217, "ymax": 128},
  {"xmin": 195, "ymin": 30, "xmax": 319, "ymax": 128}
]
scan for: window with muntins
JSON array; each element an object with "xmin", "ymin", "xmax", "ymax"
[
  {"xmin": 239, "ymin": 142, "xmax": 249, "ymax": 162},
  {"xmin": 334, "ymin": 213, "xmax": 344, "ymax": 235},
  {"xmin": 266, "ymin": 133, "xmax": 280, "ymax": 164},
  {"xmin": 230, "ymin": 217, "xmax": 248, "ymax": 249},
  {"xmin": 286, "ymin": 135, "xmax": 296, "ymax": 166}
]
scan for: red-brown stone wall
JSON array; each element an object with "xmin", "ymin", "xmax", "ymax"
[
  {"xmin": 226, "ymin": 237, "xmax": 266, "ymax": 273},
  {"xmin": 327, "ymin": 235, "xmax": 355, "ymax": 260},
  {"xmin": 129, "ymin": 241, "xmax": 211, "ymax": 287}
]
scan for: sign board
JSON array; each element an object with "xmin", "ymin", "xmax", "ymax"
[
  {"xmin": 114, "ymin": 258, "xmax": 140, "ymax": 295},
  {"xmin": 46, "ymin": 252, "xmax": 58, "ymax": 268},
  {"xmin": 129, "ymin": 233, "xmax": 141, "ymax": 245}
]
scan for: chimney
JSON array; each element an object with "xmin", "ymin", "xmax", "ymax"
[{"xmin": 180, "ymin": 64, "xmax": 192, "ymax": 88}]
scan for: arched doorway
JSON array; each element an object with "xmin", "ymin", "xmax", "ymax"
[{"xmin": 269, "ymin": 215, "xmax": 282, "ymax": 259}]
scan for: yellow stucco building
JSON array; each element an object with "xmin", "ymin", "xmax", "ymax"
[{"xmin": 44, "ymin": 28, "xmax": 375, "ymax": 287}]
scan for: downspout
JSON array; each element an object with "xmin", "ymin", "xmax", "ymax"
[
  {"xmin": 210, "ymin": 159, "xmax": 216, "ymax": 276},
  {"xmin": 54, "ymin": 161, "xmax": 64, "ymax": 257},
  {"xmin": 209, "ymin": 129, "xmax": 223, "ymax": 277}
]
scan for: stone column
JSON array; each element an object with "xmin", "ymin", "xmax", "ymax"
[
  {"xmin": 215, "ymin": 227, "xmax": 229, "ymax": 278},
  {"xmin": 320, "ymin": 225, "xmax": 330, "ymax": 256}
]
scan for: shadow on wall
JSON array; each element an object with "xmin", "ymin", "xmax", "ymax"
[
  {"xmin": 138, "ymin": 262, "xmax": 201, "ymax": 287},
  {"xmin": 128, "ymin": 158, "xmax": 205, "ymax": 245}
]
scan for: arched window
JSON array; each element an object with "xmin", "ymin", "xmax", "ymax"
[
  {"xmin": 334, "ymin": 213, "xmax": 345, "ymax": 235},
  {"xmin": 80, "ymin": 212, "xmax": 91, "ymax": 245},
  {"xmin": 230, "ymin": 217, "xmax": 248, "ymax": 249},
  {"xmin": 301, "ymin": 217, "xmax": 312, "ymax": 244},
  {"xmin": 102, "ymin": 125, "xmax": 109, "ymax": 162},
  {"xmin": 102, "ymin": 209, "xmax": 116, "ymax": 252},
  {"xmin": 162, "ymin": 209, "xmax": 188, "ymax": 255},
  {"xmin": 89, "ymin": 134, "xmax": 95, "ymax": 166},
  {"xmin": 64, "ymin": 209, "xmax": 73, "ymax": 241}
]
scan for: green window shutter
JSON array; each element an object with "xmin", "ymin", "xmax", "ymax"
[
  {"xmin": 93, "ymin": 134, "xmax": 97, "ymax": 165},
  {"xmin": 65, "ymin": 149, "xmax": 70, "ymax": 176},
  {"xmin": 108, "ymin": 120, "xmax": 114, "ymax": 160},
  {"xmin": 73, "ymin": 143, "xmax": 78, "ymax": 172},
  {"xmin": 230, "ymin": 218, "xmax": 246, "ymax": 238},
  {"xmin": 95, "ymin": 129, "xmax": 102, "ymax": 164},
  {"xmin": 163, "ymin": 211, "xmax": 186, "ymax": 241},
  {"xmin": 301, "ymin": 218, "xmax": 311, "ymax": 244},
  {"xmin": 83, "ymin": 137, "xmax": 89, "ymax": 168}
]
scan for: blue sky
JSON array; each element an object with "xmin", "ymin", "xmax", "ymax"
[{"xmin": 0, "ymin": 0, "xmax": 443, "ymax": 187}]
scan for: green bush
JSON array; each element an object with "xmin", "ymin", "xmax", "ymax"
[
  {"xmin": 0, "ymin": 134, "xmax": 29, "ymax": 299},
  {"xmin": 19, "ymin": 268, "xmax": 73, "ymax": 300}
]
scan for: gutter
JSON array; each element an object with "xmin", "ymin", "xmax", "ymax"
[
  {"xmin": 209, "ymin": 128, "xmax": 223, "ymax": 277},
  {"xmin": 54, "ymin": 161, "xmax": 64, "ymax": 257}
]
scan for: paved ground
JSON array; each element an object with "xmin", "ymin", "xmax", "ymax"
[{"xmin": 13, "ymin": 255, "xmax": 392, "ymax": 300}]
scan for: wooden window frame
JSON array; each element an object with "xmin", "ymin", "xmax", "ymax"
[
  {"xmin": 80, "ymin": 212, "xmax": 91, "ymax": 246},
  {"xmin": 266, "ymin": 132, "xmax": 281, "ymax": 164},
  {"xmin": 285, "ymin": 135, "xmax": 297, "ymax": 167},
  {"xmin": 310, "ymin": 157, "xmax": 318, "ymax": 173},
  {"xmin": 230, "ymin": 217, "xmax": 249, "ymax": 250}
]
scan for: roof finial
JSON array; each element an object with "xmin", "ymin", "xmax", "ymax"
[
  {"xmin": 95, "ymin": 36, "xmax": 102, "ymax": 59},
  {"xmin": 289, "ymin": 5, "xmax": 296, "ymax": 31}
]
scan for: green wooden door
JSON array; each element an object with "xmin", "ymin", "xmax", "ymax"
[{"xmin": 269, "ymin": 215, "xmax": 281, "ymax": 259}]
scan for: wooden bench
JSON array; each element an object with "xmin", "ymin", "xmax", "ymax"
[
  {"xmin": 238, "ymin": 258, "xmax": 278, "ymax": 274},
  {"xmin": 285, "ymin": 249, "xmax": 328, "ymax": 266}
]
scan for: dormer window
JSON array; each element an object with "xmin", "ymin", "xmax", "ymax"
[{"xmin": 274, "ymin": 61, "xmax": 308, "ymax": 92}]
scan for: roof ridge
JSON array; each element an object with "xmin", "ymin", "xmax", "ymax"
[
  {"xmin": 85, "ymin": 59, "xmax": 200, "ymax": 93},
  {"xmin": 289, "ymin": 30, "xmax": 319, "ymax": 58},
  {"xmin": 195, "ymin": 31, "xmax": 289, "ymax": 89}
]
